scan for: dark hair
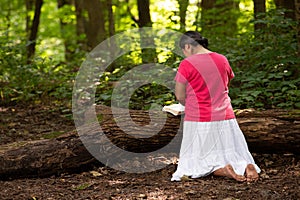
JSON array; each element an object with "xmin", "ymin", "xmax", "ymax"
[{"xmin": 179, "ymin": 31, "xmax": 209, "ymax": 49}]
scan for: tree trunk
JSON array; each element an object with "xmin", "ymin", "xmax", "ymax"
[
  {"xmin": 74, "ymin": 0, "xmax": 88, "ymax": 52},
  {"xmin": 274, "ymin": 0, "xmax": 296, "ymax": 20},
  {"xmin": 295, "ymin": 0, "xmax": 300, "ymax": 57},
  {"xmin": 194, "ymin": 0, "xmax": 201, "ymax": 31},
  {"xmin": 107, "ymin": 0, "xmax": 115, "ymax": 38},
  {"xmin": 137, "ymin": 0, "xmax": 157, "ymax": 63},
  {"xmin": 253, "ymin": 0, "xmax": 266, "ymax": 31},
  {"xmin": 137, "ymin": 0, "xmax": 151, "ymax": 27},
  {"xmin": 200, "ymin": 0, "xmax": 216, "ymax": 33},
  {"xmin": 84, "ymin": 0, "xmax": 107, "ymax": 50},
  {"xmin": 107, "ymin": 0, "xmax": 117, "ymax": 67},
  {"xmin": 274, "ymin": 0, "xmax": 299, "ymax": 66},
  {"xmin": 25, "ymin": 0, "xmax": 35, "ymax": 34},
  {"xmin": 178, "ymin": 0, "xmax": 189, "ymax": 32},
  {"xmin": 0, "ymin": 105, "xmax": 299, "ymax": 180},
  {"xmin": 201, "ymin": 0, "xmax": 239, "ymax": 37},
  {"xmin": 26, "ymin": 0, "xmax": 43, "ymax": 63},
  {"xmin": 57, "ymin": 0, "xmax": 75, "ymax": 61}
]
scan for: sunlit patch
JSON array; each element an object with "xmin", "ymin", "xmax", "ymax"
[{"xmin": 108, "ymin": 179, "xmax": 126, "ymax": 186}]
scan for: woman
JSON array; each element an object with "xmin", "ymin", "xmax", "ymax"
[{"xmin": 171, "ymin": 31, "xmax": 260, "ymax": 182}]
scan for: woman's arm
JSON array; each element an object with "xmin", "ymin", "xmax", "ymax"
[{"xmin": 175, "ymin": 82, "xmax": 186, "ymax": 105}]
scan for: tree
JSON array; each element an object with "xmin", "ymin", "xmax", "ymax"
[
  {"xmin": 200, "ymin": 0, "xmax": 216, "ymax": 34},
  {"xmin": 74, "ymin": 0, "xmax": 88, "ymax": 51},
  {"xmin": 107, "ymin": 0, "xmax": 117, "ymax": 64},
  {"xmin": 83, "ymin": 0, "xmax": 107, "ymax": 50},
  {"xmin": 137, "ymin": 0, "xmax": 152, "ymax": 27},
  {"xmin": 0, "ymin": 105, "xmax": 299, "ymax": 180},
  {"xmin": 57, "ymin": 0, "xmax": 75, "ymax": 61},
  {"xmin": 178, "ymin": 0, "xmax": 189, "ymax": 32},
  {"xmin": 296, "ymin": 0, "xmax": 300, "ymax": 56},
  {"xmin": 73, "ymin": 0, "xmax": 108, "ymax": 51},
  {"xmin": 26, "ymin": 0, "xmax": 43, "ymax": 63},
  {"xmin": 253, "ymin": 0, "xmax": 266, "ymax": 31},
  {"xmin": 107, "ymin": 0, "xmax": 115, "ymax": 38},
  {"xmin": 201, "ymin": 0, "xmax": 240, "ymax": 37},
  {"xmin": 136, "ymin": 0, "xmax": 157, "ymax": 63},
  {"xmin": 274, "ymin": 0, "xmax": 296, "ymax": 20},
  {"xmin": 25, "ymin": 0, "xmax": 35, "ymax": 34},
  {"xmin": 274, "ymin": 0, "xmax": 299, "ymax": 60}
]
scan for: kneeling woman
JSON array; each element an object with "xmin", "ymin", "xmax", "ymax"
[{"xmin": 171, "ymin": 31, "xmax": 260, "ymax": 182}]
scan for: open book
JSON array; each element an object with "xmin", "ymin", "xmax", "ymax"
[{"xmin": 162, "ymin": 103, "xmax": 185, "ymax": 116}]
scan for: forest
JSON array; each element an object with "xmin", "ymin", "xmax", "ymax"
[
  {"xmin": 1, "ymin": 0, "xmax": 299, "ymax": 109},
  {"xmin": 0, "ymin": 0, "xmax": 300, "ymax": 199}
]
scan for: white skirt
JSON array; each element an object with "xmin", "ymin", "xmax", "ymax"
[{"xmin": 171, "ymin": 119, "xmax": 261, "ymax": 181}]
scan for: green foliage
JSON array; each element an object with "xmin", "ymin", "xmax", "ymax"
[
  {"xmin": 227, "ymin": 9, "xmax": 300, "ymax": 109},
  {"xmin": 0, "ymin": 0, "xmax": 79, "ymax": 106},
  {"xmin": 0, "ymin": 37, "xmax": 78, "ymax": 105},
  {"xmin": 0, "ymin": 57, "xmax": 75, "ymax": 105},
  {"xmin": 230, "ymin": 71, "xmax": 300, "ymax": 109},
  {"xmin": 0, "ymin": 1, "xmax": 298, "ymax": 111},
  {"xmin": 54, "ymin": 8, "xmax": 300, "ymax": 110},
  {"xmin": 95, "ymin": 54, "xmax": 180, "ymax": 110}
]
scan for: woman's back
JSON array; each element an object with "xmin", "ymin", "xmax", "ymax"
[{"xmin": 175, "ymin": 52, "xmax": 235, "ymax": 122}]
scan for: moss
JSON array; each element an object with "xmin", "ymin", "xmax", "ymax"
[{"xmin": 42, "ymin": 131, "xmax": 65, "ymax": 139}]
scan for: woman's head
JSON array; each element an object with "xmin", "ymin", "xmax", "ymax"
[{"xmin": 179, "ymin": 31, "xmax": 208, "ymax": 49}]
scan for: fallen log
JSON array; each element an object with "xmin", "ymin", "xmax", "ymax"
[{"xmin": 0, "ymin": 105, "xmax": 299, "ymax": 180}]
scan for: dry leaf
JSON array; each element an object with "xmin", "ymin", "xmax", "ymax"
[
  {"xmin": 90, "ymin": 170, "xmax": 102, "ymax": 177},
  {"xmin": 180, "ymin": 175, "xmax": 192, "ymax": 181}
]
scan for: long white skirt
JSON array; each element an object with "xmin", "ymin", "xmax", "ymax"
[{"xmin": 171, "ymin": 119, "xmax": 261, "ymax": 181}]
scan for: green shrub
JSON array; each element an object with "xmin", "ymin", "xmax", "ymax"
[{"xmin": 226, "ymin": 9, "xmax": 299, "ymax": 109}]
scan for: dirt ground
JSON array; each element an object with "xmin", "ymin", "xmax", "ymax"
[{"xmin": 0, "ymin": 104, "xmax": 299, "ymax": 200}]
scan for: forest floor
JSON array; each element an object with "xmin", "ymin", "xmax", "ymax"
[{"xmin": 0, "ymin": 104, "xmax": 299, "ymax": 200}]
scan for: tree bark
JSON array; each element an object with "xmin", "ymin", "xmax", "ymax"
[
  {"xmin": 107, "ymin": 0, "xmax": 115, "ymax": 38},
  {"xmin": 57, "ymin": 0, "xmax": 75, "ymax": 61},
  {"xmin": 253, "ymin": 0, "xmax": 266, "ymax": 31},
  {"xmin": 0, "ymin": 105, "xmax": 299, "ymax": 180},
  {"xmin": 74, "ymin": 0, "xmax": 88, "ymax": 52},
  {"xmin": 84, "ymin": 0, "xmax": 107, "ymax": 50},
  {"xmin": 136, "ymin": 0, "xmax": 157, "ymax": 63},
  {"xmin": 25, "ymin": 0, "xmax": 35, "ymax": 34},
  {"xmin": 295, "ymin": 0, "xmax": 300, "ymax": 57},
  {"xmin": 26, "ymin": 0, "xmax": 43, "ymax": 63},
  {"xmin": 137, "ymin": 0, "xmax": 152, "ymax": 27},
  {"xmin": 178, "ymin": 0, "xmax": 189, "ymax": 32},
  {"xmin": 274, "ymin": 0, "xmax": 296, "ymax": 20},
  {"xmin": 107, "ymin": 0, "xmax": 117, "ymax": 69}
]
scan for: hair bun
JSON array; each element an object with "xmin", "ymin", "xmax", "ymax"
[
  {"xmin": 179, "ymin": 31, "xmax": 209, "ymax": 49},
  {"xmin": 199, "ymin": 37, "xmax": 208, "ymax": 48}
]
